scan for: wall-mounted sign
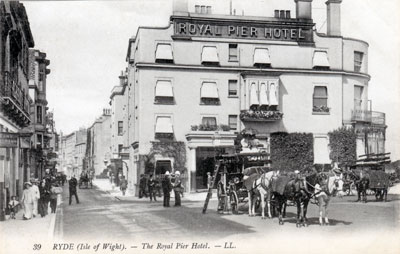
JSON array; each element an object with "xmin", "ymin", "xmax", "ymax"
[
  {"xmin": 0, "ymin": 132, "xmax": 18, "ymax": 148},
  {"xmin": 172, "ymin": 17, "xmax": 314, "ymax": 43}
]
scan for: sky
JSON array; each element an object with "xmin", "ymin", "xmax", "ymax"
[{"xmin": 22, "ymin": 0, "xmax": 400, "ymax": 160}]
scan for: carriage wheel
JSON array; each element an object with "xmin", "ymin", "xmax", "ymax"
[{"xmin": 230, "ymin": 191, "xmax": 239, "ymax": 214}]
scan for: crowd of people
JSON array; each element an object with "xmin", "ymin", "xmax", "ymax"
[
  {"xmin": 8, "ymin": 169, "xmax": 64, "ymax": 220},
  {"xmin": 138, "ymin": 171, "xmax": 183, "ymax": 207}
]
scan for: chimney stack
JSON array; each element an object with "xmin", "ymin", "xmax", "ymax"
[
  {"xmin": 294, "ymin": 0, "xmax": 313, "ymax": 20},
  {"xmin": 173, "ymin": 0, "xmax": 188, "ymax": 15},
  {"xmin": 326, "ymin": 0, "xmax": 342, "ymax": 36},
  {"xmin": 119, "ymin": 71, "xmax": 126, "ymax": 86}
]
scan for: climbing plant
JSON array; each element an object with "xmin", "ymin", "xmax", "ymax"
[{"xmin": 328, "ymin": 126, "xmax": 357, "ymax": 167}]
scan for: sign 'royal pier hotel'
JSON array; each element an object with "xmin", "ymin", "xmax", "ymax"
[{"xmin": 122, "ymin": 0, "xmax": 386, "ymax": 192}]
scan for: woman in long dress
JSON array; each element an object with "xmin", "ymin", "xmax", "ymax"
[{"xmin": 21, "ymin": 182, "xmax": 34, "ymax": 220}]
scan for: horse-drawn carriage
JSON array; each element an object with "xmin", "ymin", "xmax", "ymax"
[
  {"xmin": 79, "ymin": 171, "xmax": 93, "ymax": 189},
  {"xmin": 202, "ymin": 152, "xmax": 271, "ymax": 214},
  {"xmin": 345, "ymin": 153, "xmax": 391, "ymax": 202}
]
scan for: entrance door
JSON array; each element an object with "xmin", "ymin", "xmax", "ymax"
[{"xmin": 195, "ymin": 147, "xmax": 225, "ymax": 190}]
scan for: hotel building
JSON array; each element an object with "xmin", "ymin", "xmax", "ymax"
[{"xmin": 123, "ymin": 0, "xmax": 386, "ymax": 192}]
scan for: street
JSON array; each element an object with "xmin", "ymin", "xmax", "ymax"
[{"xmin": 55, "ymin": 183, "xmax": 400, "ymax": 244}]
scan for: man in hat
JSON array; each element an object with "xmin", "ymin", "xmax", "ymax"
[
  {"xmin": 69, "ymin": 175, "xmax": 79, "ymax": 205},
  {"xmin": 30, "ymin": 179, "xmax": 40, "ymax": 217},
  {"xmin": 173, "ymin": 171, "xmax": 182, "ymax": 207},
  {"xmin": 162, "ymin": 171, "xmax": 172, "ymax": 207},
  {"xmin": 21, "ymin": 182, "xmax": 34, "ymax": 220}
]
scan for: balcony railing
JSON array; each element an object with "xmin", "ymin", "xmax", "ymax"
[
  {"xmin": 240, "ymin": 110, "xmax": 283, "ymax": 122},
  {"xmin": 1, "ymin": 71, "xmax": 31, "ymax": 127},
  {"xmin": 351, "ymin": 109, "xmax": 385, "ymax": 125}
]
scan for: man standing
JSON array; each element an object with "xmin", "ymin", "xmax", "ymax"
[
  {"xmin": 162, "ymin": 171, "xmax": 172, "ymax": 207},
  {"xmin": 30, "ymin": 179, "xmax": 40, "ymax": 217},
  {"xmin": 148, "ymin": 175, "xmax": 157, "ymax": 202},
  {"xmin": 120, "ymin": 176, "xmax": 128, "ymax": 196},
  {"xmin": 69, "ymin": 175, "xmax": 80, "ymax": 205},
  {"xmin": 173, "ymin": 171, "xmax": 182, "ymax": 207}
]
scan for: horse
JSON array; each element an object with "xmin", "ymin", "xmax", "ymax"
[
  {"xmin": 271, "ymin": 172, "xmax": 318, "ymax": 227},
  {"xmin": 314, "ymin": 172, "xmax": 343, "ymax": 226},
  {"xmin": 345, "ymin": 169, "xmax": 369, "ymax": 202},
  {"xmin": 246, "ymin": 171, "xmax": 278, "ymax": 219}
]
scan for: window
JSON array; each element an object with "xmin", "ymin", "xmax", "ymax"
[
  {"xmin": 200, "ymin": 82, "xmax": 220, "ymax": 105},
  {"xmin": 253, "ymin": 48, "xmax": 271, "ymax": 67},
  {"xmin": 354, "ymin": 85, "xmax": 364, "ymax": 110},
  {"xmin": 155, "ymin": 116, "xmax": 173, "ymax": 138},
  {"xmin": 354, "ymin": 51, "xmax": 363, "ymax": 72},
  {"xmin": 37, "ymin": 134, "xmax": 42, "ymax": 147},
  {"xmin": 201, "ymin": 46, "xmax": 219, "ymax": 64},
  {"xmin": 259, "ymin": 82, "xmax": 269, "ymax": 106},
  {"xmin": 155, "ymin": 43, "xmax": 173, "ymax": 63},
  {"xmin": 249, "ymin": 82, "xmax": 259, "ymax": 107},
  {"xmin": 118, "ymin": 121, "xmax": 123, "ymax": 136},
  {"xmin": 313, "ymin": 86, "xmax": 329, "ymax": 113},
  {"xmin": 228, "ymin": 80, "xmax": 238, "ymax": 97},
  {"xmin": 118, "ymin": 144, "xmax": 123, "ymax": 154},
  {"xmin": 229, "ymin": 44, "xmax": 238, "ymax": 61},
  {"xmin": 155, "ymin": 80, "xmax": 174, "ymax": 104},
  {"xmin": 202, "ymin": 117, "xmax": 217, "ymax": 129},
  {"xmin": 36, "ymin": 105, "xmax": 43, "ymax": 124},
  {"xmin": 228, "ymin": 115, "xmax": 238, "ymax": 130},
  {"xmin": 312, "ymin": 50, "xmax": 330, "ymax": 70}
]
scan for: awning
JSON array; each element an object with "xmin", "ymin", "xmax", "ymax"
[
  {"xmin": 155, "ymin": 43, "xmax": 173, "ymax": 60},
  {"xmin": 155, "ymin": 80, "xmax": 173, "ymax": 97},
  {"xmin": 269, "ymin": 82, "xmax": 278, "ymax": 106},
  {"xmin": 313, "ymin": 51, "xmax": 330, "ymax": 68},
  {"xmin": 259, "ymin": 82, "xmax": 269, "ymax": 105},
  {"xmin": 201, "ymin": 46, "xmax": 219, "ymax": 63},
  {"xmin": 155, "ymin": 116, "xmax": 173, "ymax": 133},
  {"xmin": 201, "ymin": 82, "xmax": 219, "ymax": 98},
  {"xmin": 253, "ymin": 48, "xmax": 271, "ymax": 65},
  {"xmin": 249, "ymin": 82, "xmax": 259, "ymax": 106}
]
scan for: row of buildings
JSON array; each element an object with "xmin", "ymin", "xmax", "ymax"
[
  {"xmin": 0, "ymin": 1, "xmax": 58, "ymax": 220},
  {"xmin": 64, "ymin": 0, "xmax": 387, "ymax": 195}
]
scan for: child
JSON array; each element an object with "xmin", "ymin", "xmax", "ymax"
[{"xmin": 8, "ymin": 196, "xmax": 20, "ymax": 219}]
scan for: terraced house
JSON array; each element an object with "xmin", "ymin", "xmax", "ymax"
[{"xmin": 122, "ymin": 0, "xmax": 386, "ymax": 193}]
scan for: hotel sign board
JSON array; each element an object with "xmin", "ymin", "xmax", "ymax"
[
  {"xmin": 0, "ymin": 132, "xmax": 18, "ymax": 148},
  {"xmin": 173, "ymin": 17, "xmax": 314, "ymax": 43}
]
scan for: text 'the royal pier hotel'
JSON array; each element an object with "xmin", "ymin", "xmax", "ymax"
[{"xmin": 123, "ymin": 0, "xmax": 386, "ymax": 192}]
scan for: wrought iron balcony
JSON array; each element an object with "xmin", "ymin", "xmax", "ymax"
[
  {"xmin": 240, "ymin": 110, "xmax": 283, "ymax": 122},
  {"xmin": 1, "ymin": 71, "xmax": 31, "ymax": 127},
  {"xmin": 351, "ymin": 109, "xmax": 386, "ymax": 126}
]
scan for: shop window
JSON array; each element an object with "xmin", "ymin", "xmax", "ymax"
[
  {"xmin": 155, "ymin": 80, "xmax": 174, "ymax": 104},
  {"xmin": 313, "ymin": 86, "xmax": 329, "ymax": 113},
  {"xmin": 253, "ymin": 48, "xmax": 271, "ymax": 67},
  {"xmin": 229, "ymin": 44, "xmax": 238, "ymax": 61},
  {"xmin": 228, "ymin": 80, "xmax": 238, "ymax": 97},
  {"xmin": 313, "ymin": 50, "xmax": 330, "ymax": 70},
  {"xmin": 228, "ymin": 115, "xmax": 238, "ymax": 130},
  {"xmin": 200, "ymin": 82, "xmax": 220, "ymax": 105},
  {"xmin": 201, "ymin": 46, "xmax": 219, "ymax": 65},
  {"xmin": 118, "ymin": 121, "xmax": 123, "ymax": 136},
  {"xmin": 354, "ymin": 51, "xmax": 364, "ymax": 73},
  {"xmin": 155, "ymin": 43, "xmax": 173, "ymax": 63}
]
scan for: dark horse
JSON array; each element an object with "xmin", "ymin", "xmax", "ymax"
[
  {"xmin": 271, "ymin": 173, "xmax": 319, "ymax": 227},
  {"xmin": 345, "ymin": 169, "xmax": 369, "ymax": 202}
]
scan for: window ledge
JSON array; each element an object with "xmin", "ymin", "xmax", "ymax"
[
  {"xmin": 228, "ymin": 59, "xmax": 239, "ymax": 63},
  {"xmin": 228, "ymin": 95, "xmax": 239, "ymax": 98},
  {"xmin": 312, "ymin": 112, "xmax": 330, "ymax": 115}
]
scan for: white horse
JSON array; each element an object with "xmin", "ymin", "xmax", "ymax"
[
  {"xmin": 314, "ymin": 173, "xmax": 342, "ymax": 226},
  {"xmin": 246, "ymin": 171, "xmax": 278, "ymax": 219}
]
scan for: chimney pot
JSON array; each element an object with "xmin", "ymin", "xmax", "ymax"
[{"xmin": 326, "ymin": 0, "xmax": 342, "ymax": 36}]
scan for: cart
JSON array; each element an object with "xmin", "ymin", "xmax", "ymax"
[{"xmin": 202, "ymin": 152, "xmax": 271, "ymax": 214}]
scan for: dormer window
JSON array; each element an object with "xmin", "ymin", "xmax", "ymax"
[
  {"xmin": 155, "ymin": 43, "xmax": 173, "ymax": 63},
  {"xmin": 313, "ymin": 50, "xmax": 330, "ymax": 70}
]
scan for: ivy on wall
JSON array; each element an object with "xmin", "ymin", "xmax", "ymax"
[
  {"xmin": 270, "ymin": 132, "xmax": 314, "ymax": 172},
  {"xmin": 143, "ymin": 141, "xmax": 187, "ymax": 174},
  {"xmin": 328, "ymin": 127, "xmax": 357, "ymax": 167}
]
